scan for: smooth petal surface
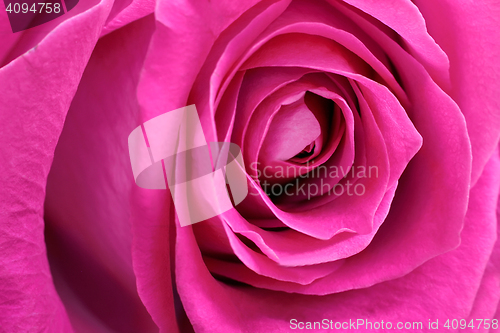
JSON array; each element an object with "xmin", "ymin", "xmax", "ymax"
[
  {"xmin": 466, "ymin": 149, "xmax": 500, "ymax": 324},
  {"xmin": 43, "ymin": 16, "xmax": 158, "ymax": 333},
  {"xmin": 130, "ymin": 190, "xmax": 182, "ymax": 333},
  {"xmin": 412, "ymin": 0, "xmax": 500, "ymax": 186},
  {"xmin": 0, "ymin": 0, "xmax": 113, "ymax": 331}
]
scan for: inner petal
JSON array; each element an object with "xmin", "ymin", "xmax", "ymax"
[
  {"xmin": 258, "ymin": 92, "xmax": 341, "ymax": 185},
  {"xmin": 260, "ymin": 94, "xmax": 321, "ymax": 163}
]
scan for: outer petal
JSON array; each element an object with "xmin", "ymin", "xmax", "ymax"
[
  {"xmin": 130, "ymin": 190, "xmax": 183, "ymax": 333},
  {"xmin": 412, "ymin": 0, "xmax": 500, "ymax": 185},
  {"xmin": 466, "ymin": 149, "xmax": 500, "ymax": 326},
  {"xmin": 44, "ymin": 16, "xmax": 159, "ymax": 332},
  {"xmin": 0, "ymin": 0, "xmax": 113, "ymax": 331}
]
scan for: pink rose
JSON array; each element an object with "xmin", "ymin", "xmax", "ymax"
[{"xmin": 1, "ymin": 0, "xmax": 499, "ymax": 332}]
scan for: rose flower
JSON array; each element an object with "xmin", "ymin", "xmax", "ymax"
[{"xmin": 1, "ymin": 0, "xmax": 499, "ymax": 332}]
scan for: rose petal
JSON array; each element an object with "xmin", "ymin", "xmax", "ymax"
[
  {"xmin": 44, "ymin": 16, "xmax": 159, "ymax": 332},
  {"xmin": 412, "ymin": 0, "xmax": 500, "ymax": 186},
  {"xmin": 217, "ymin": 220, "xmax": 344, "ymax": 285},
  {"xmin": 211, "ymin": 0, "xmax": 410, "ymax": 115},
  {"xmin": 0, "ymin": 0, "xmax": 103, "ymax": 66},
  {"xmin": 335, "ymin": 0, "xmax": 451, "ymax": 90},
  {"xmin": 0, "ymin": 0, "xmax": 113, "ymax": 331},
  {"xmin": 467, "ymin": 149, "xmax": 500, "ymax": 321},
  {"xmin": 259, "ymin": 95, "xmax": 322, "ymax": 164},
  {"xmin": 231, "ymin": 66, "xmax": 317, "ymax": 148},
  {"xmin": 241, "ymin": 33, "xmax": 371, "ymax": 76},
  {"xmin": 101, "ymin": 0, "xmax": 155, "ymax": 36},
  {"xmin": 308, "ymin": 0, "xmax": 473, "ymax": 293},
  {"xmin": 138, "ymin": 0, "xmax": 269, "ymax": 141},
  {"xmin": 217, "ymin": 185, "xmax": 396, "ymax": 268},
  {"xmin": 189, "ymin": 0, "xmax": 293, "ymax": 142}
]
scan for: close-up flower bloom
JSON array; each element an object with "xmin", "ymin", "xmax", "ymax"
[{"xmin": 1, "ymin": 0, "xmax": 499, "ymax": 332}]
